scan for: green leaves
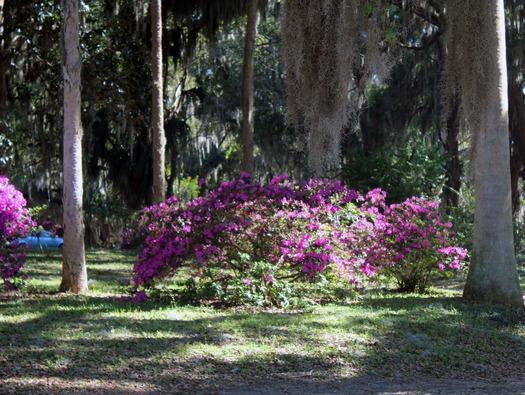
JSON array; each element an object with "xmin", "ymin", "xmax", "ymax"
[{"xmin": 343, "ymin": 138, "xmax": 448, "ymax": 204}]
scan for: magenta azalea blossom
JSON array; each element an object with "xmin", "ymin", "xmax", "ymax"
[
  {"xmin": 0, "ymin": 176, "xmax": 34, "ymax": 290},
  {"xmin": 127, "ymin": 174, "xmax": 467, "ymax": 301}
]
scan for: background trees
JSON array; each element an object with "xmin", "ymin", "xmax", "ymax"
[
  {"xmin": 282, "ymin": 0, "xmax": 523, "ymax": 305},
  {"xmin": 5, "ymin": 0, "xmax": 524, "ymax": 206},
  {"xmin": 1, "ymin": 1, "xmax": 524, "ymax": 302}
]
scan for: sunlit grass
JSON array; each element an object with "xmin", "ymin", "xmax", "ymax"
[
  {"xmin": 1, "ymin": 249, "xmax": 524, "ymax": 393},
  {"xmin": 22, "ymin": 248, "xmax": 136, "ymax": 294}
]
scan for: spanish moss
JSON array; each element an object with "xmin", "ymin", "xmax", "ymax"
[{"xmin": 283, "ymin": 0, "xmax": 392, "ymax": 175}]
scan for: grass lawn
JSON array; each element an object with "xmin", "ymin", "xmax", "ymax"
[{"xmin": 1, "ymin": 249, "xmax": 525, "ymax": 394}]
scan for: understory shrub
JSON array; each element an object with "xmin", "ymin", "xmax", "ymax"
[
  {"xmin": 342, "ymin": 138, "xmax": 447, "ymax": 204},
  {"xmin": 0, "ymin": 176, "xmax": 34, "ymax": 290},
  {"xmin": 347, "ymin": 189, "xmax": 467, "ymax": 292},
  {"xmin": 129, "ymin": 173, "xmax": 467, "ymax": 305}
]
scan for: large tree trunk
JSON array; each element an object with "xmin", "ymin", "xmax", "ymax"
[
  {"xmin": 462, "ymin": 0, "xmax": 522, "ymax": 306},
  {"xmin": 151, "ymin": 0, "xmax": 166, "ymax": 204},
  {"xmin": 240, "ymin": 0, "xmax": 258, "ymax": 176},
  {"xmin": 60, "ymin": 0, "xmax": 87, "ymax": 294}
]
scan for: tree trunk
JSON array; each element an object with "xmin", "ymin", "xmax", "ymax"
[
  {"xmin": 241, "ymin": 0, "xmax": 258, "ymax": 176},
  {"xmin": 60, "ymin": 0, "xmax": 87, "ymax": 294},
  {"xmin": 462, "ymin": 0, "xmax": 522, "ymax": 306},
  {"xmin": 0, "ymin": 0, "xmax": 7, "ymax": 176},
  {"xmin": 151, "ymin": 0, "xmax": 166, "ymax": 204}
]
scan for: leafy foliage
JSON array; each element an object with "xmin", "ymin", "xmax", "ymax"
[{"xmin": 343, "ymin": 138, "xmax": 448, "ymax": 204}]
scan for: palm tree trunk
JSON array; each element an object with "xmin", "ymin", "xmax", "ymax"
[
  {"xmin": 444, "ymin": 96, "xmax": 461, "ymax": 209},
  {"xmin": 241, "ymin": 0, "xmax": 258, "ymax": 176},
  {"xmin": 151, "ymin": 0, "xmax": 166, "ymax": 204},
  {"xmin": 462, "ymin": 0, "xmax": 522, "ymax": 306},
  {"xmin": 0, "ymin": 0, "xmax": 8, "ymax": 176},
  {"xmin": 60, "ymin": 0, "xmax": 87, "ymax": 294}
]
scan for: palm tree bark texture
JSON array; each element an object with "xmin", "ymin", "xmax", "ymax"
[
  {"xmin": 151, "ymin": 0, "xmax": 166, "ymax": 204},
  {"xmin": 60, "ymin": 0, "xmax": 88, "ymax": 294},
  {"xmin": 448, "ymin": 0, "xmax": 523, "ymax": 306},
  {"xmin": 241, "ymin": 0, "xmax": 258, "ymax": 176}
]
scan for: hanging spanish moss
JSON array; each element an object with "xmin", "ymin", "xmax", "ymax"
[
  {"xmin": 282, "ymin": 0, "xmax": 392, "ymax": 175},
  {"xmin": 165, "ymin": 0, "xmax": 270, "ymax": 66},
  {"xmin": 443, "ymin": 1, "xmax": 498, "ymax": 167}
]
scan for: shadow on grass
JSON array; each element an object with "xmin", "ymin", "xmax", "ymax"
[
  {"xmin": 1, "ymin": 293, "xmax": 525, "ymax": 394},
  {"xmin": 23, "ymin": 249, "xmax": 136, "ymax": 294}
]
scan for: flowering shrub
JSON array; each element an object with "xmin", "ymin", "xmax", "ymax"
[
  {"xmin": 130, "ymin": 173, "xmax": 360, "ymax": 305},
  {"xmin": 346, "ymin": 189, "xmax": 468, "ymax": 292},
  {"xmin": 39, "ymin": 219, "xmax": 64, "ymax": 237},
  {"xmin": 118, "ymin": 229, "xmax": 137, "ymax": 250},
  {"xmin": 129, "ymin": 174, "xmax": 467, "ymax": 305},
  {"xmin": 0, "ymin": 176, "xmax": 34, "ymax": 290}
]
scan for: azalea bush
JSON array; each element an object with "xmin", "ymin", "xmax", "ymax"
[
  {"xmin": 130, "ymin": 173, "xmax": 360, "ymax": 304},
  {"xmin": 346, "ymin": 189, "xmax": 468, "ymax": 292},
  {"xmin": 39, "ymin": 219, "xmax": 64, "ymax": 237},
  {"xmin": 129, "ymin": 174, "xmax": 467, "ymax": 305},
  {"xmin": 0, "ymin": 176, "xmax": 34, "ymax": 290}
]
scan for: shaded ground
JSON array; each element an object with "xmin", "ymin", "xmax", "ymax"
[
  {"xmin": 219, "ymin": 377, "xmax": 525, "ymax": 395},
  {"xmin": 2, "ymin": 291, "xmax": 524, "ymax": 394},
  {"xmin": 2, "ymin": 373, "xmax": 524, "ymax": 394}
]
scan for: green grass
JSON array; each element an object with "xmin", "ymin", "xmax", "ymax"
[
  {"xmin": 21, "ymin": 249, "xmax": 136, "ymax": 294},
  {"xmin": 1, "ymin": 250, "xmax": 524, "ymax": 394}
]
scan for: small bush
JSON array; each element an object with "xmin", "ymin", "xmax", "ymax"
[
  {"xmin": 346, "ymin": 189, "xmax": 467, "ymax": 292},
  {"xmin": 0, "ymin": 176, "xmax": 34, "ymax": 290}
]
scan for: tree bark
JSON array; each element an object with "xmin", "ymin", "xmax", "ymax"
[
  {"xmin": 0, "ymin": 0, "xmax": 5, "ymax": 121},
  {"xmin": 241, "ymin": 0, "xmax": 258, "ymax": 176},
  {"xmin": 462, "ymin": 0, "xmax": 522, "ymax": 306},
  {"xmin": 60, "ymin": 0, "xmax": 87, "ymax": 294},
  {"xmin": 151, "ymin": 0, "xmax": 166, "ymax": 204},
  {"xmin": 0, "ymin": 0, "xmax": 7, "ymax": 176}
]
